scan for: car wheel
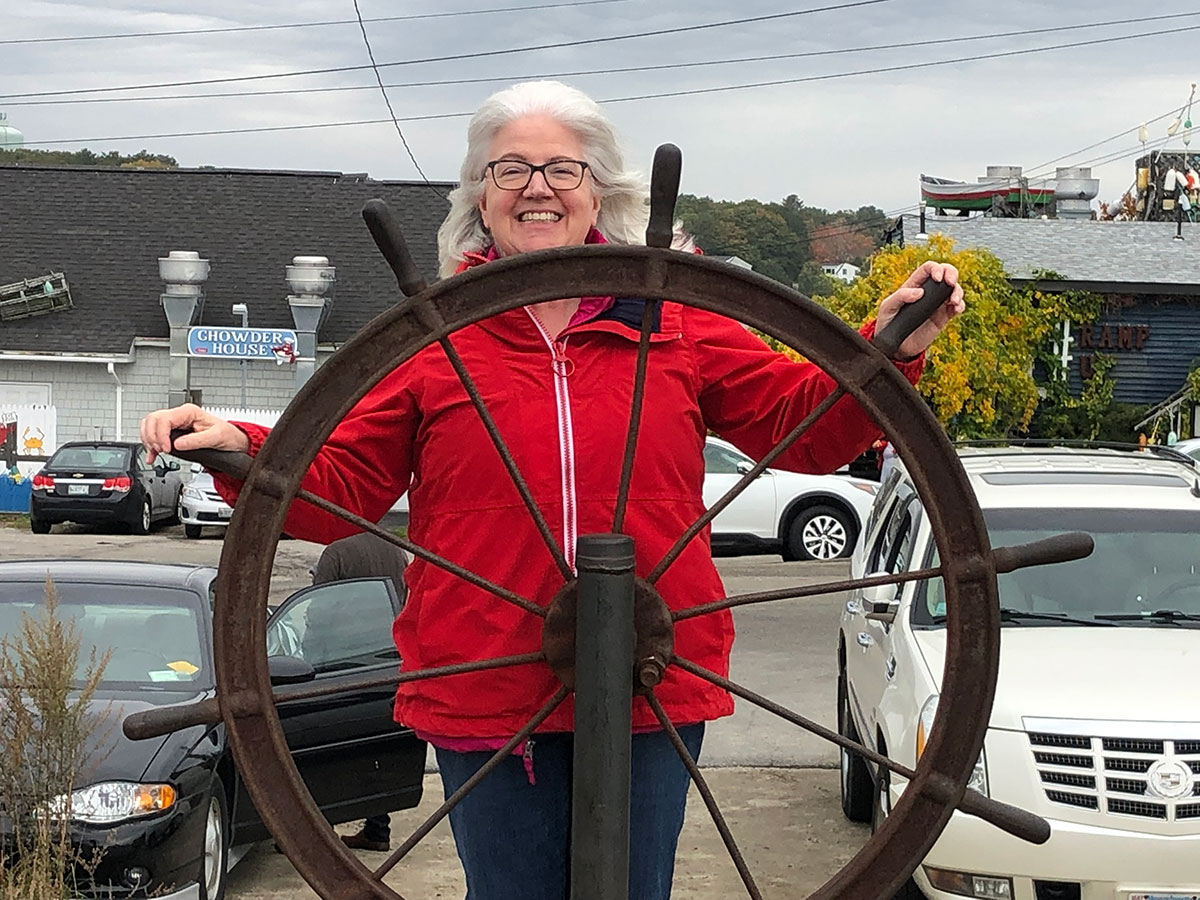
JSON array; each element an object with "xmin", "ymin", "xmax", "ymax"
[
  {"xmin": 199, "ymin": 776, "xmax": 230, "ymax": 900},
  {"xmin": 132, "ymin": 496, "xmax": 152, "ymax": 535},
  {"xmin": 871, "ymin": 760, "xmax": 924, "ymax": 899},
  {"xmin": 786, "ymin": 504, "xmax": 857, "ymax": 561},
  {"xmin": 184, "ymin": 523, "xmax": 203, "ymax": 539},
  {"xmin": 838, "ymin": 673, "xmax": 873, "ymax": 823},
  {"xmin": 30, "ymin": 517, "xmax": 51, "ymax": 535}
]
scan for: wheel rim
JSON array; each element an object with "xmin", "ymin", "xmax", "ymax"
[
  {"xmin": 203, "ymin": 795, "xmax": 223, "ymax": 897},
  {"xmin": 802, "ymin": 514, "xmax": 847, "ymax": 559}
]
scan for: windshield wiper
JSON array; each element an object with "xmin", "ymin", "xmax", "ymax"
[
  {"xmin": 998, "ymin": 608, "xmax": 1114, "ymax": 627},
  {"xmin": 1095, "ymin": 609, "xmax": 1200, "ymax": 624},
  {"xmin": 932, "ymin": 608, "xmax": 1113, "ymax": 626}
]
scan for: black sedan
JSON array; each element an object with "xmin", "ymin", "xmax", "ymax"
[
  {"xmin": 29, "ymin": 441, "xmax": 185, "ymax": 535},
  {"xmin": 0, "ymin": 560, "xmax": 425, "ymax": 899}
]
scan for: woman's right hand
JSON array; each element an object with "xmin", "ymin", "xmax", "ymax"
[{"xmin": 139, "ymin": 403, "xmax": 251, "ymax": 462}]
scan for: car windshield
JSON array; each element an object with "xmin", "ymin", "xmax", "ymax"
[
  {"xmin": 0, "ymin": 583, "xmax": 211, "ymax": 689},
  {"xmin": 916, "ymin": 508, "xmax": 1200, "ymax": 627},
  {"xmin": 49, "ymin": 445, "xmax": 130, "ymax": 471}
]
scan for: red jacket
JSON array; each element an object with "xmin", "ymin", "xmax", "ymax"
[{"xmin": 218, "ymin": 267, "xmax": 922, "ymax": 738}]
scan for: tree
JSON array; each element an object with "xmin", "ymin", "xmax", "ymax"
[
  {"xmin": 0, "ymin": 148, "xmax": 177, "ymax": 168},
  {"xmin": 675, "ymin": 195, "xmax": 809, "ymax": 284},
  {"xmin": 817, "ymin": 235, "xmax": 1103, "ymax": 439},
  {"xmin": 793, "ymin": 261, "xmax": 840, "ymax": 299}
]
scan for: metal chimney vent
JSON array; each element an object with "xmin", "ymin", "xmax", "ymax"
[
  {"xmin": 285, "ymin": 255, "xmax": 336, "ymax": 298},
  {"xmin": 1054, "ymin": 167, "xmax": 1100, "ymax": 220},
  {"xmin": 159, "ymin": 250, "xmax": 210, "ymax": 297}
]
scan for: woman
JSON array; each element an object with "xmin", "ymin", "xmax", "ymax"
[{"xmin": 141, "ymin": 80, "xmax": 963, "ymax": 899}]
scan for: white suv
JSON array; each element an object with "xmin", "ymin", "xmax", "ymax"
[
  {"xmin": 704, "ymin": 436, "xmax": 877, "ymax": 560},
  {"xmin": 838, "ymin": 446, "xmax": 1200, "ymax": 900}
]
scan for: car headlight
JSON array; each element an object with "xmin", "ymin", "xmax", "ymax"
[
  {"xmin": 916, "ymin": 694, "xmax": 989, "ymax": 796},
  {"xmin": 47, "ymin": 782, "xmax": 177, "ymax": 824},
  {"xmin": 181, "ymin": 486, "xmax": 205, "ymax": 501}
]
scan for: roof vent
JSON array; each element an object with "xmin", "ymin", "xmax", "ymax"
[
  {"xmin": 285, "ymin": 255, "xmax": 336, "ymax": 298},
  {"xmin": 159, "ymin": 250, "xmax": 211, "ymax": 298},
  {"xmin": 1054, "ymin": 167, "xmax": 1099, "ymax": 220}
]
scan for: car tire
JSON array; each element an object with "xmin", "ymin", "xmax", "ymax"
[
  {"xmin": 838, "ymin": 673, "xmax": 874, "ymax": 823},
  {"xmin": 199, "ymin": 775, "xmax": 230, "ymax": 900},
  {"xmin": 131, "ymin": 496, "xmax": 152, "ymax": 535},
  {"xmin": 786, "ymin": 504, "xmax": 857, "ymax": 561},
  {"xmin": 184, "ymin": 523, "xmax": 203, "ymax": 539},
  {"xmin": 871, "ymin": 761, "xmax": 924, "ymax": 899},
  {"xmin": 30, "ymin": 517, "xmax": 51, "ymax": 535}
]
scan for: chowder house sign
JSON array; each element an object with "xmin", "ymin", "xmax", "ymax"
[{"xmin": 187, "ymin": 326, "xmax": 299, "ymax": 363}]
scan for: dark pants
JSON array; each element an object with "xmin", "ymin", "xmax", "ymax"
[
  {"xmin": 435, "ymin": 724, "xmax": 704, "ymax": 900},
  {"xmin": 363, "ymin": 812, "xmax": 390, "ymax": 841}
]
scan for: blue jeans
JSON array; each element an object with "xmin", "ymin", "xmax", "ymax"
[{"xmin": 435, "ymin": 724, "xmax": 704, "ymax": 900}]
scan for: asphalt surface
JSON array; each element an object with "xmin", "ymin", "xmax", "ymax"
[{"xmin": 0, "ymin": 519, "xmax": 870, "ymax": 898}]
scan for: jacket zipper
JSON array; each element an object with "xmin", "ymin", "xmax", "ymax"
[{"xmin": 526, "ymin": 307, "xmax": 578, "ymax": 572}]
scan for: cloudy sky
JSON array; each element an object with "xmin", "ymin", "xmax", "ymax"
[{"xmin": 5, "ymin": 0, "xmax": 1199, "ymax": 216}]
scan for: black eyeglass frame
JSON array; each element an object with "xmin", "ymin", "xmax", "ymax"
[{"xmin": 484, "ymin": 158, "xmax": 591, "ymax": 192}]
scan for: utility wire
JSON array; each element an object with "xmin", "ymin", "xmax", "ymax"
[
  {"xmin": 0, "ymin": 0, "xmax": 896, "ymax": 101},
  {"xmin": 6, "ymin": 11, "xmax": 1195, "ymax": 108},
  {"xmin": 351, "ymin": 0, "xmax": 446, "ymax": 202},
  {"xmin": 16, "ymin": 22, "xmax": 1200, "ymax": 148},
  {"xmin": 0, "ymin": 0, "xmax": 634, "ymax": 45}
]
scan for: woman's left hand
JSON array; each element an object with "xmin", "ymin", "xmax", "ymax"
[{"xmin": 874, "ymin": 261, "xmax": 966, "ymax": 360}]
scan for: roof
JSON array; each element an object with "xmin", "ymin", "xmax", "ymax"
[
  {"xmin": 0, "ymin": 165, "xmax": 455, "ymax": 354},
  {"xmin": 894, "ymin": 214, "xmax": 1200, "ymax": 292},
  {"xmin": 0, "ymin": 558, "xmax": 216, "ymax": 589},
  {"xmin": 947, "ymin": 446, "xmax": 1200, "ymax": 511}
]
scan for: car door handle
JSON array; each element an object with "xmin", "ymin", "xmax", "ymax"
[{"xmin": 856, "ymin": 632, "xmax": 874, "ymax": 648}]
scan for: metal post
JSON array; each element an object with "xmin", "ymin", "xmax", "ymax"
[
  {"xmin": 571, "ymin": 533, "xmax": 634, "ymax": 900},
  {"xmin": 233, "ymin": 303, "xmax": 249, "ymax": 407}
]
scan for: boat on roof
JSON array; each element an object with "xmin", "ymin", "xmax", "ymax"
[{"xmin": 920, "ymin": 173, "xmax": 1056, "ymax": 211}]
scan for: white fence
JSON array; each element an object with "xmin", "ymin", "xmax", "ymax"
[{"xmin": 205, "ymin": 407, "xmax": 285, "ymax": 427}]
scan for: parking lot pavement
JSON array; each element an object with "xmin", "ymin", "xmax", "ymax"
[{"xmin": 226, "ymin": 769, "xmax": 870, "ymax": 899}]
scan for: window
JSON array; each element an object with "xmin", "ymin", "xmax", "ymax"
[
  {"xmin": 704, "ymin": 442, "xmax": 751, "ymax": 475},
  {"xmin": 266, "ymin": 578, "xmax": 401, "ymax": 673}
]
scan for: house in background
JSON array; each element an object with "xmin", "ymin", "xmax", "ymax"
[
  {"xmin": 0, "ymin": 164, "xmax": 452, "ymax": 469},
  {"xmin": 885, "ymin": 214, "xmax": 1200, "ymax": 408},
  {"xmin": 821, "ymin": 262, "xmax": 860, "ymax": 284}
]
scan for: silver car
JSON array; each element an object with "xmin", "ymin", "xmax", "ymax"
[{"xmin": 177, "ymin": 464, "xmax": 233, "ymax": 539}]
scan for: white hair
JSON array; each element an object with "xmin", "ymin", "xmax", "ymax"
[{"xmin": 436, "ymin": 80, "xmax": 691, "ymax": 277}]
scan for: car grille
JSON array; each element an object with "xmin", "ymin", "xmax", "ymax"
[{"xmin": 1029, "ymin": 732, "xmax": 1200, "ymax": 820}]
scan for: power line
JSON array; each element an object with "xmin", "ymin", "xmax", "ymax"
[
  {"xmin": 0, "ymin": 0, "xmax": 896, "ymax": 101},
  {"xmin": 6, "ymin": 11, "xmax": 1194, "ymax": 109},
  {"xmin": 16, "ymin": 22, "xmax": 1200, "ymax": 149},
  {"xmin": 0, "ymin": 0, "xmax": 636, "ymax": 45},
  {"xmin": 350, "ymin": 0, "xmax": 446, "ymax": 202}
]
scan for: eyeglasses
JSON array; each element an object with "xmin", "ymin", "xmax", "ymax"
[{"xmin": 485, "ymin": 158, "xmax": 590, "ymax": 191}]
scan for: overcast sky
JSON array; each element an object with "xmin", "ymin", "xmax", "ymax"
[{"xmin": 5, "ymin": 0, "xmax": 1200, "ymax": 216}]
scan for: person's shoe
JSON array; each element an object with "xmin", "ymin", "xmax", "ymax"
[{"xmin": 341, "ymin": 830, "xmax": 390, "ymax": 852}]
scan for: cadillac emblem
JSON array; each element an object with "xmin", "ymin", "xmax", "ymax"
[{"xmin": 1146, "ymin": 758, "xmax": 1194, "ymax": 800}]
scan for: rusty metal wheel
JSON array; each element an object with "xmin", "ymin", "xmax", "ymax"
[{"xmin": 126, "ymin": 147, "xmax": 1089, "ymax": 900}]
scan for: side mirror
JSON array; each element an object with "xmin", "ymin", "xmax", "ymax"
[
  {"xmin": 154, "ymin": 464, "xmax": 167, "ymax": 478},
  {"xmin": 735, "ymin": 460, "xmax": 756, "ymax": 476},
  {"xmin": 267, "ymin": 655, "xmax": 316, "ymax": 686},
  {"xmin": 862, "ymin": 581, "xmax": 900, "ymax": 625},
  {"xmin": 167, "ymin": 461, "xmax": 181, "ymax": 472}
]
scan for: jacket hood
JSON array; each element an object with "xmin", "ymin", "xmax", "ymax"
[{"xmin": 912, "ymin": 627, "xmax": 1200, "ymax": 730}]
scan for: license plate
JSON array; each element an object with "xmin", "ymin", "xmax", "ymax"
[
  {"xmin": 218, "ymin": 507, "xmax": 233, "ymax": 519},
  {"xmin": 68, "ymin": 484, "xmax": 89, "ymax": 495}
]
